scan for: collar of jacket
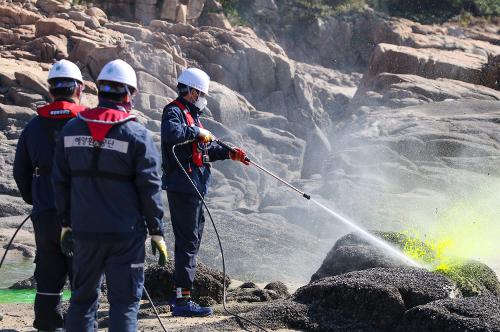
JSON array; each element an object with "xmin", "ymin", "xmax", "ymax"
[
  {"xmin": 54, "ymin": 97, "xmax": 78, "ymax": 103},
  {"xmin": 97, "ymin": 99, "xmax": 130, "ymax": 112},
  {"xmin": 177, "ymin": 96, "xmax": 202, "ymax": 117}
]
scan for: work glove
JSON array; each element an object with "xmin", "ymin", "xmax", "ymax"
[
  {"xmin": 60, "ymin": 227, "xmax": 73, "ymax": 257},
  {"xmin": 197, "ymin": 127, "xmax": 215, "ymax": 143},
  {"xmin": 230, "ymin": 147, "xmax": 250, "ymax": 165},
  {"xmin": 151, "ymin": 235, "xmax": 168, "ymax": 267}
]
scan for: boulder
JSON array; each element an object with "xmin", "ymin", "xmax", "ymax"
[
  {"xmin": 104, "ymin": 22, "xmax": 152, "ymax": 41},
  {"xmin": 0, "ymin": 104, "xmax": 35, "ymax": 125},
  {"xmin": 201, "ymin": 13, "xmax": 232, "ymax": 30},
  {"xmin": 397, "ymin": 295, "xmax": 500, "ymax": 332},
  {"xmin": 136, "ymin": 71, "xmax": 176, "ymax": 98},
  {"xmin": 264, "ymin": 281, "xmax": 289, "ymax": 298},
  {"xmin": 64, "ymin": 10, "xmax": 100, "ymax": 29},
  {"xmin": 35, "ymin": 18, "xmax": 77, "ymax": 38},
  {"xmin": 363, "ymin": 43, "xmax": 496, "ymax": 89},
  {"xmin": 207, "ymin": 82, "xmax": 251, "ymax": 126},
  {"xmin": 0, "ymin": 28, "xmax": 20, "ymax": 45},
  {"xmin": 0, "ymin": 5, "xmax": 42, "ymax": 25},
  {"xmin": 160, "ymin": 0, "xmax": 178, "ymax": 21},
  {"xmin": 30, "ymin": 35, "xmax": 68, "ymax": 61},
  {"xmin": 227, "ymin": 283, "xmax": 286, "ymax": 303},
  {"xmin": 175, "ymin": 4, "xmax": 188, "ymax": 24},
  {"xmin": 296, "ymin": 267, "xmax": 461, "ymax": 330},
  {"xmin": 85, "ymin": 7, "xmax": 108, "ymax": 25},
  {"xmin": 8, "ymin": 88, "xmax": 45, "ymax": 107},
  {"xmin": 36, "ymin": 0, "xmax": 71, "ymax": 14},
  {"xmin": 353, "ymin": 73, "xmax": 500, "ymax": 109},
  {"xmin": 187, "ymin": 0, "xmax": 206, "ymax": 21},
  {"xmin": 143, "ymin": 261, "xmax": 230, "ymax": 303},
  {"xmin": 14, "ymin": 71, "xmax": 50, "ymax": 99},
  {"xmin": 310, "ymin": 232, "xmax": 432, "ymax": 282},
  {"xmin": 9, "ymin": 276, "xmax": 36, "ymax": 290}
]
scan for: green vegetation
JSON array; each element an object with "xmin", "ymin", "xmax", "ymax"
[
  {"xmin": 435, "ymin": 260, "xmax": 500, "ymax": 296},
  {"xmin": 376, "ymin": 230, "xmax": 500, "ymax": 297},
  {"xmin": 377, "ymin": 0, "xmax": 500, "ymax": 23},
  {"xmin": 218, "ymin": 0, "xmax": 499, "ymax": 26}
]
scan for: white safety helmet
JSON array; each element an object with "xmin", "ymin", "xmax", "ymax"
[
  {"xmin": 178, "ymin": 68, "xmax": 210, "ymax": 95},
  {"xmin": 48, "ymin": 59, "xmax": 83, "ymax": 84},
  {"xmin": 97, "ymin": 59, "xmax": 137, "ymax": 91}
]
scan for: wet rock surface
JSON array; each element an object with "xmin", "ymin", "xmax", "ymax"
[
  {"xmin": 397, "ymin": 295, "xmax": 500, "ymax": 332},
  {"xmin": 143, "ymin": 261, "xmax": 229, "ymax": 304},
  {"xmin": 226, "ymin": 281, "xmax": 289, "ymax": 303},
  {"xmin": 296, "ymin": 267, "xmax": 460, "ymax": 330},
  {"xmin": 9, "ymin": 276, "xmax": 36, "ymax": 290},
  {"xmin": 310, "ymin": 232, "xmax": 412, "ymax": 281},
  {"xmin": 437, "ymin": 260, "xmax": 500, "ymax": 297}
]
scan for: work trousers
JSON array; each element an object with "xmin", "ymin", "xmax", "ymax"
[
  {"xmin": 32, "ymin": 209, "xmax": 72, "ymax": 331},
  {"xmin": 167, "ymin": 191, "xmax": 205, "ymax": 289},
  {"xmin": 65, "ymin": 235, "xmax": 145, "ymax": 332}
]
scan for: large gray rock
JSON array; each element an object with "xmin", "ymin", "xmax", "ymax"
[
  {"xmin": 0, "ymin": 104, "xmax": 35, "ymax": 125},
  {"xmin": 397, "ymin": 296, "xmax": 500, "ymax": 332},
  {"xmin": 310, "ymin": 232, "xmax": 408, "ymax": 282},
  {"xmin": 0, "ymin": 4, "xmax": 42, "ymax": 25},
  {"xmin": 296, "ymin": 268, "xmax": 461, "ymax": 330},
  {"xmin": 362, "ymin": 43, "xmax": 496, "ymax": 89},
  {"xmin": 353, "ymin": 73, "xmax": 500, "ymax": 109}
]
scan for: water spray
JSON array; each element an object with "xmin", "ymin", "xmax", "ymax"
[{"xmin": 217, "ymin": 139, "xmax": 422, "ymax": 268}]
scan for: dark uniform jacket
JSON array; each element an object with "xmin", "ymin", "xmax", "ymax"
[
  {"xmin": 161, "ymin": 97, "xmax": 229, "ymax": 196},
  {"xmin": 52, "ymin": 101, "xmax": 164, "ymax": 240},
  {"xmin": 13, "ymin": 100, "xmax": 87, "ymax": 217}
]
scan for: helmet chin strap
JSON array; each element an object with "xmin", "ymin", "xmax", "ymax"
[{"xmin": 77, "ymin": 83, "xmax": 84, "ymax": 104}]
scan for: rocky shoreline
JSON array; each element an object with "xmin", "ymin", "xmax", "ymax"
[{"xmin": 1, "ymin": 0, "xmax": 500, "ymax": 330}]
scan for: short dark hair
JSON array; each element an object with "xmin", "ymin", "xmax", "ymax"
[
  {"xmin": 177, "ymin": 83, "xmax": 190, "ymax": 97},
  {"xmin": 48, "ymin": 78, "xmax": 79, "ymax": 99},
  {"xmin": 98, "ymin": 80, "xmax": 135, "ymax": 102}
]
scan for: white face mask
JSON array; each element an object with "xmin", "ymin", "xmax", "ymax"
[{"xmin": 195, "ymin": 96, "xmax": 207, "ymax": 111}]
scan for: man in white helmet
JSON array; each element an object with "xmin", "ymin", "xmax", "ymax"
[
  {"xmin": 13, "ymin": 59, "xmax": 87, "ymax": 332},
  {"xmin": 161, "ymin": 68, "xmax": 249, "ymax": 317},
  {"xmin": 52, "ymin": 59, "xmax": 167, "ymax": 331}
]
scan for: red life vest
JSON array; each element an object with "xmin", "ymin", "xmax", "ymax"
[
  {"xmin": 37, "ymin": 101, "xmax": 87, "ymax": 119},
  {"xmin": 171, "ymin": 99, "xmax": 206, "ymax": 168},
  {"xmin": 78, "ymin": 107, "xmax": 136, "ymax": 142}
]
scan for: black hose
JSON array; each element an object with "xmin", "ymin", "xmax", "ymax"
[
  {"xmin": 172, "ymin": 142, "xmax": 269, "ymax": 332},
  {"xmin": 143, "ymin": 286, "xmax": 168, "ymax": 332},
  {"xmin": 0, "ymin": 214, "xmax": 31, "ymax": 270}
]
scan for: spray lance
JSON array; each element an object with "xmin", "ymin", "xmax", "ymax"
[{"xmin": 216, "ymin": 139, "xmax": 311, "ymax": 200}]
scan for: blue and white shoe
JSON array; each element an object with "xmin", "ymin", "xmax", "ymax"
[{"xmin": 172, "ymin": 300, "xmax": 213, "ymax": 317}]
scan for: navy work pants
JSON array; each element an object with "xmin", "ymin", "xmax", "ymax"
[
  {"xmin": 65, "ymin": 235, "xmax": 145, "ymax": 332},
  {"xmin": 167, "ymin": 191, "xmax": 205, "ymax": 289},
  {"xmin": 32, "ymin": 209, "xmax": 72, "ymax": 331}
]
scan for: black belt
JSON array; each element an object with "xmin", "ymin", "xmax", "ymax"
[{"xmin": 33, "ymin": 166, "xmax": 51, "ymax": 177}]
